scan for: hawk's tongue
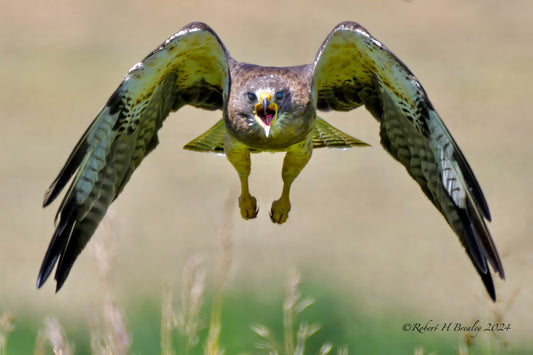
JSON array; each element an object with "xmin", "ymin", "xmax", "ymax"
[
  {"xmin": 254, "ymin": 96, "xmax": 277, "ymax": 135},
  {"xmin": 263, "ymin": 114, "xmax": 274, "ymax": 126}
]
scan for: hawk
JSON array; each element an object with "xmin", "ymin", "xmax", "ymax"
[{"xmin": 37, "ymin": 21, "xmax": 504, "ymax": 300}]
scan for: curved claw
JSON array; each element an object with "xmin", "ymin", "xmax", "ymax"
[
  {"xmin": 270, "ymin": 198, "xmax": 291, "ymax": 224},
  {"xmin": 238, "ymin": 195, "xmax": 258, "ymax": 220}
]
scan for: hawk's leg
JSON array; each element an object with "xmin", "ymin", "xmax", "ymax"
[
  {"xmin": 224, "ymin": 137, "xmax": 258, "ymax": 220},
  {"xmin": 270, "ymin": 137, "xmax": 313, "ymax": 224}
]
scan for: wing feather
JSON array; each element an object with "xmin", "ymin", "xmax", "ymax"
[
  {"xmin": 38, "ymin": 22, "xmax": 231, "ymax": 291},
  {"xmin": 312, "ymin": 21, "xmax": 503, "ymax": 299}
]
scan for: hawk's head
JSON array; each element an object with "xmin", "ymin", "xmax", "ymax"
[{"xmin": 225, "ymin": 65, "xmax": 314, "ymax": 150}]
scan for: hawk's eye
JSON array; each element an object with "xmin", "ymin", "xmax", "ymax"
[
  {"xmin": 247, "ymin": 92, "xmax": 257, "ymax": 102},
  {"xmin": 275, "ymin": 91, "xmax": 283, "ymax": 100}
]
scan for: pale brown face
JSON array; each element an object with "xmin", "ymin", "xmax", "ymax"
[
  {"xmin": 226, "ymin": 70, "xmax": 315, "ymax": 150},
  {"xmin": 246, "ymin": 81, "xmax": 291, "ymax": 137}
]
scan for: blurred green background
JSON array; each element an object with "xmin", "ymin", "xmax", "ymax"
[{"xmin": 1, "ymin": 0, "xmax": 532, "ymax": 353}]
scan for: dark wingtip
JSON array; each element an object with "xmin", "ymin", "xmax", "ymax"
[
  {"xmin": 36, "ymin": 245, "xmax": 61, "ymax": 289},
  {"xmin": 37, "ymin": 257, "xmax": 57, "ymax": 289},
  {"xmin": 43, "ymin": 181, "xmax": 61, "ymax": 208},
  {"xmin": 498, "ymin": 267, "xmax": 505, "ymax": 280},
  {"xmin": 36, "ymin": 273, "xmax": 47, "ymax": 289},
  {"xmin": 480, "ymin": 269, "xmax": 496, "ymax": 302},
  {"xmin": 55, "ymin": 277, "xmax": 66, "ymax": 293},
  {"xmin": 43, "ymin": 189, "xmax": 52, "ymax": 208},
  {"xmin": 484, "ymin": 206, "xmax": 492, "ymax": 223},
  {"xmin": 38, "ymin": 198, "xmax": 77, "ymax": 291},
  {"xmin": 53, "ymin": 258, "xmax": 75, "ymax": 293},
  {"xmin": 37, "ymin": 247, "xmax": 71, "ymax": 293}
]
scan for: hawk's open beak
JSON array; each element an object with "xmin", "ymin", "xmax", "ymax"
[{"xmin": 254, "ymin": 92, "xmax": 278, "ymax": 137}]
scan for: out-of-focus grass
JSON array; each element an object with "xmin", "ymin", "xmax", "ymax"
[
  {"xmin": 34, "ymin": 317, "xmax": 73, "ymax": 355},
  {"xmin": 4, "ymin": 190, "xmax": 522, "ymax": 354},
  {"xmin": 3, "ymin": 281, "xmax": 527, "ymax": 354},
  {"xmin": 0, "ymin": 314, "xmax": 14, "ymax": 355}
]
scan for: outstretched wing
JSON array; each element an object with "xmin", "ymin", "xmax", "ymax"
[
  {"xmin": 38, "ymin": 22, "xmax": 231, "ymax": 291},
  {"xmin": 311, "ymin": 21, "xmax": 504, "ymax": 300}
]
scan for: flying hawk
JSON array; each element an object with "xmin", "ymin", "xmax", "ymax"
[{"xmin": 37, "ymin": 21, "xmax": 504, "ymax": 300}]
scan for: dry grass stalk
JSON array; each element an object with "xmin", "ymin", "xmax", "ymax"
[
  {"xmin": 0, "ymin": 313, "xmax": 14, "ymax": 355},
  {"xmin": 105, "ymin": 294, "xmax": 131, "ymax": 354},
  {"xmin": 159, "ymin": 254, "xmax": 207, "ymax": 354},
  {"xmin": 283, "ymin": 270, "xmax": 314, "ymax": 355},
  {"xmin": 162, "ymin": 191, "xmax": 233, "ymax": 355},
  {"xmin": 319, "ymin": 342, "xmax": 333, "ymax": 355},
  {"xmin": 283, "ymin": 271, "xmax": 298, "ymax": 354},
  {"xmin": 484, "ymin": 287, "xmax": 519, "ymax": 354},
  {"xmin": 294, "ymin": 322, "xmax": 320, "ymax": 355},
  {"xmin": 336, "ymin": 346, "xmax": 349, "ymax": 355},
  {"xmin": 35, "ymin": 317, "xmax": 73, "ymax": 355},
  {"xmin": 251, "ymin": 323, "xmax": 282, "ymax": 353},
  {"xmin": 457, "ymin": 343, "xmax": 468, "ymax": 355},
  {"xmin": 252, "ymin": 270, "xmax": 342, "ymax": 355},
  {"xmin": 89, "ymin": 221, "xmax": 131, "ymax": 355},
  {"xmin": 161, "ymin": 282, "xmax": 176, "ymax": 355},
  {"xmin": 205, "ymin": 190, "xmax": 235, "ymax": 355},
  {"xmin": 89, "ymin": 295, "xmax": 131, "ymax": 355},
  {"xmin": 175, "ymin": 254, "xmax": 206, "ymax": 353}
]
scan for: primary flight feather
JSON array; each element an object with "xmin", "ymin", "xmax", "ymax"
[{"xmin": 38, "ymin": 21, "xmax": 504, "ymax": 300}]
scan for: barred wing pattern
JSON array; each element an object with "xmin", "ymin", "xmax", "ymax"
[
  {"xmin": 38, "ymin": 22, "xmax": 230, "ymax": 291},
  {"xmin": 312, "ymin": 22, "xmax": 504, "ymax": 300}
]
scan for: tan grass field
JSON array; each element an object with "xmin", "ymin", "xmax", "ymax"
[{"xmin": 1, "ymin": 0, "xmax": 532, "ymax": 350}]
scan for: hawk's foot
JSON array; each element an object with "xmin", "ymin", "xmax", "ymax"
[
  {"xmin": 238, "ymin": 194, "xmax": 258, "ymax": 220},
  {"xmin": 270, "ymin": 198, "xmax": 291, "ymax": 224}
]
